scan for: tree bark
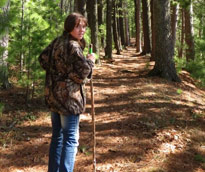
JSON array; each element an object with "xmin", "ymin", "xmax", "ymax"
[
  {"xmin": 150, "ymin": 0, "xmax": 155, "ymax": 61},
  {"xmin": 0, "ymin": 0, "xmax": 11, "ymax": 89},
  {"xmin": 141, "ymin": 0, "xmax": 151, "ymax": 55},
  {"xmin": 87, "ymin": 0, "xmax": 99, "ymax": 56},
  {"xmin": 69, "ymin": 0, "xmax": 74, "ymax": 13},
  {"xmin": 20, "ymin": 0, "xmax": 24, "ymax": 74},
  {"xmin": 118, "ymin": 0, "xmax": 125, "ymax": 47},
  {"xmin": 74, "ymin": 0, "xmax": 86, "ymax": 16},
  {"xmin": 178, "ymin": 7, "xmax": 185, "ymax": 58},
  {"xmin": 98, "ymin": 0, "xmax": 105, "ymax": 49},
  {"xmin": 134, "ymin": 0, "xmax": 141, "ymax": 52},
  {"xmin": 59, "ymin": 0, "xmax": 70, "ymax": 14},
  {"xmin": 124, "ymin": 1, "xmax": 130, "ymax": 46},
  {"xmin": 184, "ymin": 2, "xmax": 195, "ymax": 61},
  {"xmin": 60, "ymin": 0, "xmax": 64, "ymax": 14},
  {"xmin": 105, "ymin": 0, "xmax": 113, "ymax": 59},
  {"xmin": 148, "ymin": 0, "xmax": 180, "ymax": 82},
  {"xmin": 171, "ymin": 3, "xmax": 179, "ymax": 48},
  {"xmin": 116, "ymin": 3, "xmax": 122, "ymax": 50},
  {"xmin": 112, "ymin": 0, "xmax": 121, "ymax": 54}
]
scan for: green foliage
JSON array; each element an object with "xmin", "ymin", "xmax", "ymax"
[
  {"xmin": 1, "ymin": 0, "xmax": 204, "ymax": 96},
  {"xmin": 175, "ymin": 1, "xmax": 205, "ymax": 87},
  {"xmin": 98, "ymin": 24, "xmax": 106, "ymax": 41},
  {"xmin": 127, "ymin": 0, "xmax": 135, "ymax": 37},
  {"xmin": 83, "ymin": 28, "xmax": 99, "ymax": 60},
  {"xmin": 192, "ymin": 112, "xmax": 205, "ymax": 120},
  {"xmin": 195, "ymin": 37, "xmax": 205, "ymax": 54},
  {"xmin": 186, "ymin": 35, "xmax": 205, "ymax": 86},
  {"xmin": 79, "ymin": 145, "xmax": 91, "ymax": 156},
  {"xmin": 23, "ymin": 112, "xmax": 37, "ymax": 121},
  {"xmin": 83, "ymin": 27, "xmax": 91, "ymax": 54},
  {"xmin": 0, "ymin": 0, "xmax": 8, "ymax": 8},
  {"xmin": 186, "ymin": 58, "xmax": 205, "ymax": 86},
  {"xmin": 4, "ymin": 0, "xmax": 66, "ymax": 95},
  {"xmin": 174, "ymin": 57, "xmax": 186, "ymax": 73},
  {"xmin": 194, "ymin": 154, "xmax": 205, "ymax": 163},
  {"xmin": 176, "ymin": 89, "xmax": 183, "ymax": 95},
  {"xmin": 175, "ymin": 55, "xmax": 205, "ymax": 87},
  {"xmin": 178, "ymin": 0, "xmax": 192, "ymax": 8},
  {"xmin": 0, "ymin": 3, "xmax": 9, "ymax": 38}
]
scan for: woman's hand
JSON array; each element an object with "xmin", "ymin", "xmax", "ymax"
[{"xmin": 87, "ymin": 53, "xmax": 96, "ymax": 64}]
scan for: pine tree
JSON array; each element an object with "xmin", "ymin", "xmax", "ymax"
[{"xmin": 149, "ymin": 0, "xmax": 181, "ymax": 82}]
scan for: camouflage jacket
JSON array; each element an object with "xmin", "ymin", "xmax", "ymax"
[{"xmin": 39, "ymin": 33, "xmax": 94, "ymax": 115}]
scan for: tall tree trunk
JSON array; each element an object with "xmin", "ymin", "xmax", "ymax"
[
  {"xmin": 0, "ymin": 0, "xmax": 11, "ymax": 89},
  {"xmin": 105, "ymin": 0, "xmax": 113, "ymax": 59},
  {"xmin": 74, "ymin": 0, "xmax": 86, "ymax": 15},
  {"xmin": 116, "ymin": 3, "xmax": 122, "ymax": 50},
  {"xmin": 60, "ymin": 0, "xmax": 64, "ymax": 15},
  {"xmin": 112, "ymin": 0, "xmax": 121, "ymax": 54},
  {"xmin": 178, "ymin": 7, "xmax": 185, "ymax": 58},
  {"xmin": 20, "ymin": 0, "xmax": 25, "ymax": 74},
  {"xmin": 124, "ymin": 1, "xmax": 130, "ymax": 46},
  {"xmin": 141, "ymin": 0, "xmax": 151, "ymax": 55},
  {"xmin": 86, "ymin": 0, "xmax": 92, "ymax": 30},
  {"xmin": 171, "ymin": 3, "xmax": 179, "ymax": 48},
  {"xmin": 184, "ymin": 2, "xmax": 195, "ymax": 61},
  {"xmin": 62, "ymin": 0, "xmax": 71, "ymax": 13},
  {"xmin": 87, "ymin": 0, "xmax": 99, "ymax": 56},
  {"xmin": 119, "ymin": 0, "xmax": 125, "ymax": 47},
  {"xmin": 69, "ymin": 0, "xmax": 74, "ymax": 13},
  {"xmin": 150, "ymin": 0, "xmax": 155, "ymax": 61},
  {"xmin": 98, "ymin": 0, "xmax": 104, "ymax": 49},
  {"xmin": 148, "ymin": 0, "xmax": 180, "ymax": 82},
  {"xmin": 134, "ymin": 0, "xmax": 141, "ymax": 52}
]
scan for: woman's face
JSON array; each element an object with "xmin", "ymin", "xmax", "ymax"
[{"xmin": 70, "ymin": 20, "xmax": 86, "ymax": 41}]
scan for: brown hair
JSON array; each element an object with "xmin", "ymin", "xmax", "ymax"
[
  {"xmin": 64, "ymin": 13, "xmax": 87, "ymax": 49},
  {"xmin": 64, "ymin": 13, "xmax": 87, "ymax": 33}
]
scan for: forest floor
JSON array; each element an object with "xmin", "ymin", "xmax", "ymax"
[{"xmin": 0, "ymin": 45, "xmax": 205, "ymax": 172}]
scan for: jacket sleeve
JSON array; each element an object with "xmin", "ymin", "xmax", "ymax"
[
  {"xmin": 38, "ymin": 39, "xmax": 56, "ymax": 71},
  {"xmin": 68, "ymin": 43, "xmax": 94, "ymax": 84}
]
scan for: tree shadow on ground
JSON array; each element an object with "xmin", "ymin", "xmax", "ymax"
[
  {"xmin": 0, "ymin": 48, "xmax": 204, "ymax": 171},
  {"xmin": 81, "ymin": 59, "xmax": 205, "ymax": 171},
  {"xmin": 0, "ymin": 125, "xmax": 50, "ymax": 169}
]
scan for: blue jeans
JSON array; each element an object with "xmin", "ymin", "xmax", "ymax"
[{"xmin": 48, "ymin": 112, "xmax": 80, "ymax": 172}]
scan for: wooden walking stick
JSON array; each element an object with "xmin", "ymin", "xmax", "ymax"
[{"xmin": 89, "ymin": 44, "xmax": 96, "ymax": 172}]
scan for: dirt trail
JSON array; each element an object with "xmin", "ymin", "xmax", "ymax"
[
  {"xmin": 77, "ymin": 47, "xmax": 205, "ymax": 172},
  {"xmin": 0, "ymin": 46, "xmax": 205, "ymax": 172}
]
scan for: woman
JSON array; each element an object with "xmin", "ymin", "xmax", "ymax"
[{"xmin": 39, "ymin": 13, "xmax": 95, "ymax": 172}]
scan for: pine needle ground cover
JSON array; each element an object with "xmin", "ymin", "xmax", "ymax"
[{"xmin": 0, "ymin": 47, "xmax": 204, "ymax": 172}]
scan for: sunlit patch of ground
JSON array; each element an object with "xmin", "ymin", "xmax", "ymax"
[{"xmin": 0, "ymin": 47, "xmax": 204, "ymax": 172}]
